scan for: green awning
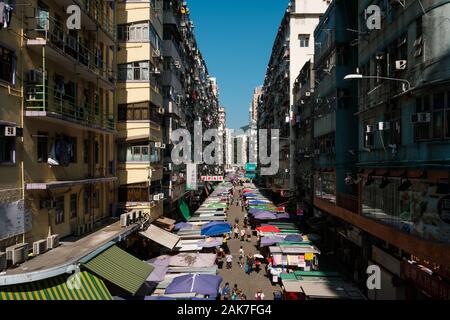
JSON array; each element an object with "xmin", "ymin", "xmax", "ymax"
[
  {"xmin": 82, "ymin": 245, "xmax": 153, "ymax": 295},
  {"xmin": 0, "ymin": 271, "xmax": 112, "ymax": 300},
  {"xmin": 179, "ymin": 199, "xmax": 191, "ymax": 221},
  {"xmin": 207, "ymin": 203, "xmax": 227, "ymax": 209}
]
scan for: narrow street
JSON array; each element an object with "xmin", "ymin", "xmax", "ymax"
[{"xmin": 217, "ymin": 187, "xmax": 280, "ymax": 300}]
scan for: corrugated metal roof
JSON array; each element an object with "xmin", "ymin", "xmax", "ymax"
[
  {"xmin": 140, "ymin": 224, "xmax": 180, "ymax": 250},
  {"xmin": 83, "ymin": 246, "xmax": 153, "ymax": 295}
]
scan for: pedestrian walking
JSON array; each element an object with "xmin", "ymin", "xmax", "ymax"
[
  {"xmin": 243, "ymin": 216, "xmax": 248, "ymax": 228},
  {"xmin": 222, "ymin": 234, "xmax": 229, "ymax": 253},
  {"xmin": 233, "ymin": 225, "xmax": 239, "ymax": 239},
  {"xmin": 240, "ymin": 228, "xmax": 246, "ymax": 241},
  {"xmin": 247, "ymin": 255, "xmax": 253, "ymax": 275},
  {"xmin": 255, "ymin": 258, "xmax": 261, "ymax": 273},
  {"xmin": 255, "ymin": 289, "xmax": 265, "ymax": 300},
  {"xmin": 226, "ymin": 253, "xmax": 233, "ymax": 269},
  {"xmin": 240, "ymin": 293, "xmax": 247, "ymax": 300},
  {"xmin": 246, "ymin": 226, "xmax": 252, "ymax": 242},
  {"xmin": 221, "ymin": 283, "xmax": 231, "ymax": 300},
  {"xmin": 232, "ymin": 284, "xmax": 240, "ymax": 300},
  {"xmin": 239, "ymin": 246, "xmax": 244, "ymax": 267}
]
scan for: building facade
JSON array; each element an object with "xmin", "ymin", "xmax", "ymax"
[
  {"xmin": 0, "ymin": 0, "xmax": 117, "ymax": 252},
  {"xmin": 258, "ymin": 0, "xmax": 330, "ymax": 201}
]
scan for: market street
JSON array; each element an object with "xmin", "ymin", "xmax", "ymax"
[{"xmin": 217, "ymin": 187, "xmax": 281, "ymax": 300}]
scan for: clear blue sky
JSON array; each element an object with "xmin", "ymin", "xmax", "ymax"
[{"xmin": 188, "ymin": 0, "xmax": 288, "ymax": 129}]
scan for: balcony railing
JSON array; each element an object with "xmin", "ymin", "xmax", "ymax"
[
  {"xmin": 337, "ymin": 193, "xmax": 359, "ymax": 214},
  {"xmin": 25, "ymin": 84, "xmax": 115, "ymax": 131},
  {"xmin": 30, "ymin": 16, "xmax": 115, "ymax": 84},
  {"xmin": 77, "ymin": 0, "xmax": 115, "ymax": 38}
]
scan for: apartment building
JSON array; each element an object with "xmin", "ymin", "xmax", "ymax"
[
  {"xmin": 250, "ymin": 86, "xmax": 262, "ymax": 125},
  {"xmin": 0, "ymin": 0, "xmax": 117, "ymax": 253},
  {"xmin": 116, "ymin": 0, "xmax": 165, "ymax": 221},
  {"xmin": 257, "ymin": 0, "xmax": 330, "ymax": 201},
  {"xmin": 294, "ymin": 0, "xmax": 450, "ymax": 299}
]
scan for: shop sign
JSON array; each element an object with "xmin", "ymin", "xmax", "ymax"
[
  {"xmin": 186, "ymin": 163, "xmax": 197, "ymax": 191},
  {"xmin": 200, "ymin": 176, "xmax": 224, "ymax": 182},
  {"xmin": 304, "ymin": 253, "xmax": 314, "ymax": 261},
  {"xmin": 401, "ymin": 261, "xmax": 450, "ymax": 299}
]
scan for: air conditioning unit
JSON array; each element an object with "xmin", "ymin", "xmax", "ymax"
[
  {"xmin": 174, "ymin": 61, "xmax": 181, "ymax": 69},
  {"xmin": 411, "ymin": 113, "xmax": 431, "ymax": 123},
  {"xmin": 365, "ymin": 125, "xmax": 375, "ymax": 133},
  {"xmin": 0, "ymin": 252, "xmax": 6, "ymax": 271},
  {"xmin": 33, "ymin": 239, "xmax": 47, "ymax": 256},
  {"xmin": 120, "ymin": 213, "xmax": 129, "ymax": 227},
  {"xmin": 395, "ymin": 60, "xmax": 407, "ymax": 70},
  {"xmin": 6, "ymin": 243, "xmax": 29, "ymax": 265},
  {"xmin": 153, "ymin": 194, "xmax": 160, "ymax": 201},
  {"xmin": 47, "ymin": 234, "xmax": 60, "ymax": 249},
  {"xmin": 4, "ymin": 126, "xmax": 16, "ymax": 137},
  {"xmin": 27, "ymin": 69, "xmax": 43, "ymax": 83},
  {"xmin": 378, "ymin": 122, "xmax": 391, "ymax": 131},
  {"xmin": 176, "ymin": 95, "xmax": 183, "ymax": 105},
  {"xmin": 305, "ymin": 91, "xmax": 311, "ymax": 97},
  {"xmin": 128, "ymin": 211, "xmax": 136, "ymax": 224},
  {"xmin": 159, "ymin": 193, "xmax": 165, "ymax": 200},
  {"xmin": 155, "ymin": 142, "xmax": 162, "ymax": 148},
  {"xmin": 153, "ymin": 68, "xmax": 161, "ymax": 75},
  {"xmin": 157, "ymin": 107, "xmax": 164, "ymax": 114},
  {"xmin": 161, "ymin": 144, "xmax": 166, "ymax": 149}
]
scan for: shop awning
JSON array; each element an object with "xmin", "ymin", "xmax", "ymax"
[
  {"xmin": 82, "ymin": 245, "xmax": 153, "ymax": 295},
  {"xmin": 26, "ymin": 177, "xmax": 118, "ymax": 190},
  {"xmin": 0, "ymin": 271, "xmax": 112, "ymax": 300},
  {"xmin": 140, "ymin": 224, "xmax": 180, "ymax": 250},
  {"xmin": 179, "ymin": 199, "xmax": 191, "ymax": 221}
]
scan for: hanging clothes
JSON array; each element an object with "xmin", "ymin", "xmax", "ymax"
[
  {"xmin": 0, "ymin": 3, "xmax": 5, "ymax": 27},
  {"xmin": 0, "ymin": 3, "xmax": 14, "ymax": 29}
]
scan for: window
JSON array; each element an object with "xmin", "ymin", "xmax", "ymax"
[
  {"xmin": 119, "ymin": 145, "xmax": 149, "ymax": 162},
  {"xmin": 92, "ymin": 191, "xmax": 99, "ymax": 209},
  {"xmin": 299, "ymin": 34, "xmax": 310, "ymax": 47},
  {"xmin": 69, "ymin": 137, "xmax": 77, "ymax": 163},
  {"xmin": 95, "ymin": 141, "xmax": 99, "ymax": 164},
  {"xmin": 414, "ymin": 93, "xmax": 450, "ymax": 141},
  {"xmin": 83, "ymin": 139, "xmax": 89, "ymax": 164},
  {"xmin": 0, "ymin": 127, "xmax": 15, "ymax": 164},
  {"xmin": 117, "ymin": 22, "xmax": 150, "ymax": 42},
  {"xmin": 70, "ymin": 193, "xmax": 77, "ymax": 219},
  {"xmin": 84, "ymin": 190, "xmax": 90, "ymax": 215},
  {"xmin": 37, "ymin": 132, "xmax": 48, "ymax": 163},
  {"xmin": 118, "ymin": 61, "xmax": 149, "ymax": 81},
  {"xmin": 118, "ymin": 102, "xmax": 150, "ymax": 121},
  {"xmin": 364, "ymin": 122, "xmax": 375, "ymax": 148},
  {"xmin": 433, "ymin": 93, "xmax": 445, "ymax": 139},
  {"xmin": 415, "ymin": 96, "xmax": 431, "ymax": 141},
  {"xmin": 55, "ymin": 196, "xmax": 65, "ymax": 225},
  {"xmin": 0, "ymin": 46, "xmax": 16, "ymax": 84}
]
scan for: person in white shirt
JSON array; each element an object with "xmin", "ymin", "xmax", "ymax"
[{"xmin": 255, "ymin": 289, "xmax": 265, "ymax": 300}]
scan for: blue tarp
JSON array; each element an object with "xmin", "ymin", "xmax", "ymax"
[
  {"xmin": 174, "ymin": 222, "xmax": 193, "ymax": 231},
  {"xmin": 284, "ymin": 234, "xmax": 304, "ymax": 242},
  {"xmin": 201, "ymin": 222, "xmax": 231, "ymax": 237},
  {"xmin": 165, "ymin": 274, "xmax": 223, "ymax": 298}
]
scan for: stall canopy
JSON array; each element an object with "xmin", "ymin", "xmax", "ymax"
[
  {"xmin": 260, "ymin": 236, "xmax": 284, "ymax": 247},
  {"xmin": 284, "ymin": 234, "xmax": 304, "ymax": 243},
  {"xmin": 165, "ymin": 274, "xmax": 223, "ymax": 298},
  {"xmin": 169, "ymin": 253, "xmax": 217, "ymax": 268},
  {"xmin": 257, "ymin": 225, "xmax": 281, "ymax": 233},
  {"xmin": 140, "ymin": 224, "xmax": 181, "ymax": 250},
  {"xmin": 82, "ymin": 245, "xmax": 154, "ymax": 295},
  {"xmin": 174, "ymin": 222, "xmax": 193, "ymax": 231},
  {"xmin": 0, "ymin": 271, "xmax": 112, "ymax": 300},
  {"xmin": 201, "ymin": 222, "xmax": 231, "ymax": 236},
  {"xmin": 253, "ymin": 212, "xmax": 278, "ymax": 220},
  {"xmin": 179, "ymin": 199, "xmax": 191, "ymax": 221}
]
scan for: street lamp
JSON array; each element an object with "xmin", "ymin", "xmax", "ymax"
[{"xmin": 344, "ymin": 74, "xmax": 412, "ymax": 92}]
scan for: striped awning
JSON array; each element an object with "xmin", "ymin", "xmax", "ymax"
[
  {"xmin": 82, "ymin": 245, "xmax": 153, "ymax": 295},
  {"xmin": 0, "ymin": 271, "xmax": 112, "ymax": 300}
]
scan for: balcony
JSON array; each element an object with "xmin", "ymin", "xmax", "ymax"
[
  {"xmin": 26, "ymin": 17, "xmax": 115, "ymax": 87},
  {"xmin": 58, "ymin": 0, "xmax": 116, "ymax": 41},
  {"xmin": 25, "ymin": 84, "xmax": 115, "ymax": 133}
]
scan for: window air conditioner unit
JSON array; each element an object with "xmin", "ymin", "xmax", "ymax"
[
  {"xmin": 4, "ymin": 126, "xmax": 16, "ymax": 137},
  {"xmin": 155, "ymin": 142, "xmax": 162, "ymax": 148},
  {"xmin": 33, "ymin": 239, "xmax": 48, "ymax": 256},
  {"xmin": 159, "ymin": 193, "xmax": 164, "ymax": 200},
  {"xmin": 305, "ymin": 91, "xmax": 311, "ymax": 97},
  {"xmin": 120, "ymin": 213, "xmax": 129, "ymax": 227},
  {"xmin": 47, "ymin": 234, "xmax": 60, "ymax": 249},
  {"xmin": 0, "ymin": 252, "xmax": 6, "ymax": 271},
  {"xmin": 6, "ymin": 243, "xmax": 29, "ymax": 265},
  {"xmin": 161, "ymin": 144, "xmax": 166, "ymax": 149},
  {"xmin": 411, "ymin": 113, "xmax": 431, "ymax": 123},
  {"xmin": 27, "ymin": 69, "xmax": 43, "ymax": 83},
  {"xmin": 176, "ymin": 95, "xmax": 183, "ymax": 105},
  {"xmin": 365, "ymin": 125, "xmax": 375, "ymax": 133},
  {"xmin": 128, "ymin": 211, "xmax": 136, "ymax": 223},
  {"xmin": 174, "ymin": 61, "xmax": 181, "ymax": 69},
  {"xmin": 378, "ymin": 122, "xmax": 391, "ymax": 131},
  {"xmin": 158, "ymin": 107, "xmax": 164, "ymax": 114},
  {"xmin": 153, "ymin": 194, "xmax": 160, "ymax": 201},
  {"xmin": 395, "ymin": 60, "xmax": 407, "ymax": 70}
]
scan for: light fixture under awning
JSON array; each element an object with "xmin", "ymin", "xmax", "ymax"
[{"xmin": 140, "ymin": 224, "xmax": 181, "ymax": 250}]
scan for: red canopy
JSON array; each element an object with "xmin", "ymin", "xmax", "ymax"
[
  {"xmin": 256, "ymin": 225, "xmax": 281, "ymax": 233},
  {"xmin": 243, "ymin": 189, "xmax": 252, "ymax": 193}
]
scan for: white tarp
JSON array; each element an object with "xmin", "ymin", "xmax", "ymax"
[{"xmin": 140, "ymin": 224, "xmax": 180, "ymax": 250}]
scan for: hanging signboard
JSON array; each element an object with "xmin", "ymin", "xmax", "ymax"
[{"xmin": 186, "ymin": 163, "xmax": 198, "ymax": 191}]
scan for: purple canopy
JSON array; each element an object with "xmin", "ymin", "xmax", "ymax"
[
  {"xmin": 165, "ymin": 274, "xmax": 223, "ymax": 298},
  {"xmin": 198, "ymin": 238, "xmax": 222, "ymax": 248},
  {"xmin": 174, "ymin": 222, "xmax": 193, "ymax": 231},
  {"xmin": 146, "ymin": 264, "xmax": 169, "ymax": 282},
  {"xmin": 260, "ymin": 236, "xmax": 284, "ymax": 247},
  {"xmin": 249, "ymin": 208, "xmax": 272, "ymax": 216},
  {"xmin": 201, "ymin": 221, "xmax": 231, "ymax": 229},
  {"xmin": 253, "ymin": 211, "xmax": 278, "ymax": 220},
  {"xmin": 277, "ymin": 213, "xmax": 290, "ymax": 219}
]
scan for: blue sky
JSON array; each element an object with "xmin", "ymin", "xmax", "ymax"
[{"xmin": 188, "ymin": 0, "xmax": 288, "ymax": 129}]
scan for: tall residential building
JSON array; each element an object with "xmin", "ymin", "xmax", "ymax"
[
  {"xmin": 250, "ymin": 86, "xmax": 262, "ymax": 124},
  {"xmin": 258, "ymin": 0, "xmax": 329, "ymax": 203},
  {"xmin": 0, "ymin": 1, "xmax": 130, "ymax": 286},
  {"xmin": 116, "ymin": 0, "xmax": 165, "ymax": 221},
  {"xmin": 296, "ymin": 0, "xmax": 450, "ymax": 300}
]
